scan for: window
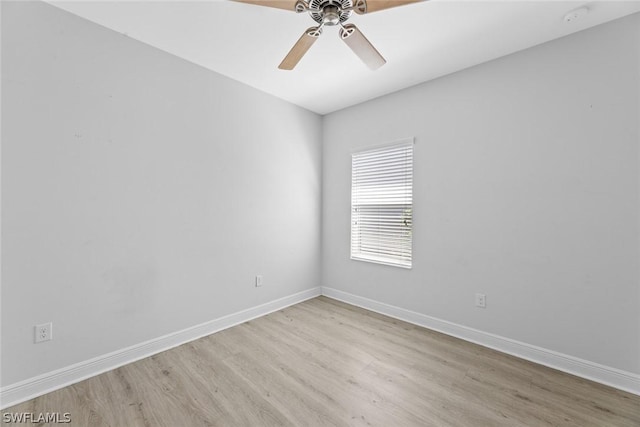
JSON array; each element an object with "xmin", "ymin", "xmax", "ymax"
[{"xmin": 351, "ymin": 139, "xmax": 413, "ymax": 268}]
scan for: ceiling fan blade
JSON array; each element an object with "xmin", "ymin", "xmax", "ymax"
[
  {"xmin": 279, "ymin": 27, "xmax": 322, "ymax": 70},
  {"xmin": 232, "ymin": 0, "xmax": 299, "ymax": 12},
  {"xmin": 339, "ymin": 24, "xmax": 386, "ymax": 70},
  {"xmin": 353, "ymin": 0, "xmax": 423, "ymax": 14}
]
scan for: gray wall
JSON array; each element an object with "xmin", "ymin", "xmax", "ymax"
[
  {"xmin": 322, "ymin": 13, "xmax": 640, "ymax": 374},
  {"xmin": 1, "ymin": 1, "xmax": 322, "ymax": 386}
]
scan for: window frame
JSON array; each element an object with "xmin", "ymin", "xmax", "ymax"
[{"xmin": 350, "ymin": 138, "xmax": 414, "ymax": 269}]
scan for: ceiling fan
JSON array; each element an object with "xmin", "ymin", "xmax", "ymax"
[{"xmin": 233, "ymin": 0, "xmax": 421, "ymax": 70}]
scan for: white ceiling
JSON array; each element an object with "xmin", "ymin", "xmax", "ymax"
[{"xmin": 48, "ymin": 0, "xmax": 640, "ymax": 114}]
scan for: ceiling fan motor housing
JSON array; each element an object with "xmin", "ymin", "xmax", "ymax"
[{"xmin": 309, "ymin": 0, "xmax": 353, "ymax": 25}]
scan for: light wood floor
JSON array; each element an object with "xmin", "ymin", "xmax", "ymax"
[{"xmin": 3, "ymin": 296, "xmax": 639, "ymax": 426}]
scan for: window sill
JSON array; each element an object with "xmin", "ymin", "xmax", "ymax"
[{"xmin": 350, "ymin": 255, "xmax": 412, "ymax": 269}]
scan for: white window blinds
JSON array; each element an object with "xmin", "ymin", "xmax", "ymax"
[{"xmin": 351, "ymin": 139, "xmax": 413, "ymax": 268}]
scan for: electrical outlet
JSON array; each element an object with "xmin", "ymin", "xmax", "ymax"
[
  {"xmin": 35, "ymin": 322, "xmax": 53, "ymax": 343},
  {"xmin": 475, "ymin": 293, "xmax": 486, "ymax": 309},
  {"xmin": 255, "ymin": 275, "xmax": 263, "ymax": 287}
]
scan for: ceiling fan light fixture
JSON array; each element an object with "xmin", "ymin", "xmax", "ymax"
[
  {"xmin": 323, "ymin": 5, "xmax": 341, "ymax": 25},
  {"xmin": 308, "ymin": 0, "xmax": 353, "ymax": 25}
]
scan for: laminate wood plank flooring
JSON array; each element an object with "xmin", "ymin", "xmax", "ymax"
[{"xmin": 3, "ymin": 296, "xmax": 639, "ymax": 426}]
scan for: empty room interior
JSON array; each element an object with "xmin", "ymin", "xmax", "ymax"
[{"xmin": 1, "ymin": 0, "xmax": 639, "ymax": 425}]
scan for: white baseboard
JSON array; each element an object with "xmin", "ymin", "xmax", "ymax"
[
  {"xmin": 321, "ymin": 287, "xmax": 640, "ymax": 396},
  {"xmin": 0, "ymin": 287, "xmax": 322, "ymax": 410},
  {"xmin": 3, "ymin": 285, "xmax": 637, "ymax": 409}
]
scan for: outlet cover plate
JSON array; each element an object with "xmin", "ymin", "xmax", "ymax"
[{"xmin": 35, "ymin": 322, "xmax": 52, "ymax": 343}]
